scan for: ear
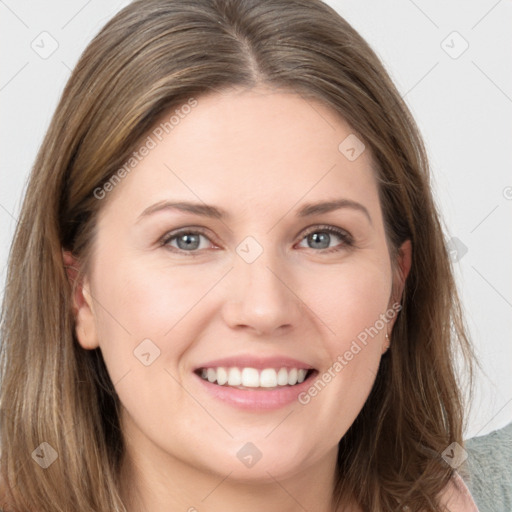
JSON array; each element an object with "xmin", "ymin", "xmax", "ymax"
[
  {"xmin": 62, "ymin": 250, "xmax": 99, "ymax": 350},
  {"xmin": 387, "ymin": 239, "xmax": 412, "ymax": 331}
]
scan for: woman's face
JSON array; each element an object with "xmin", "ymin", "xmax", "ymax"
[{"xmin": 74, "ymin": 87, "xmax": 409, "ymax": 484}]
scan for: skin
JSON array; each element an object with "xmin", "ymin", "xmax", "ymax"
[{"xmin": 69, "ymin": 86, "xmax": 417, "ymax": 511}]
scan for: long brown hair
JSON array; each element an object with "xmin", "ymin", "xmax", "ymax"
[{"xmin": 0, "ymin": 0, "xmax": 476, "ymax": 510}]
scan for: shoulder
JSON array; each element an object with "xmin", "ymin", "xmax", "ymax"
[{"xmin": 437, "ymin": 472, "xmax": 480, "ymax": 511}]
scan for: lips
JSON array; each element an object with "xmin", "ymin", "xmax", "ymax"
[
  {"xmin": 194, "ymin": 356, "xmax": 315, "ymax": 387},
  {"xmin": 192, "ymin": 355, "xmax": 318, "ymax": 409}
]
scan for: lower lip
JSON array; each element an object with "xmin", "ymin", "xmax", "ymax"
[{"xmin": 194, "ymin": 371, "xmax": 317, "ymax": 410}]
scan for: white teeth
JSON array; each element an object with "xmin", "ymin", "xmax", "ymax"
[
  {"xmin": 198, "ymin": 366, "xmax": 311, "ymax": 388},
  {"xmin": 277, "ymin": 367, "xmax": 289, "ymax": 386},
  {"xmin": 241, "ymin": 368, "xmax": 260, "ymax": 387},
  {"xmin": 287, "ymin": 368, "xmax": 298, "ymax": 385},
  {"xmin": 216, "ymin": 367, "xmax": 228, "ymax": 386},
  {"xmin": 260, "ymin": 368, "xmax": 277, "ymax": 388},
  {"xmin": 207, "ymin": 368, "xmax": 216, "ymax": 383},
  {"xmin": 227, "ymin": 367, "xmax": 242, "ymax": 386}
]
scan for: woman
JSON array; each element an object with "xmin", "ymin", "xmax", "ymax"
[{"xmin": 0, "ymin": 0, "xmax": 479, "ymax": 510}]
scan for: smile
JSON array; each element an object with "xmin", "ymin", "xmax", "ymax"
[{"xmin": 195, "ymin": 366, "xmax": 313, "ymax": 389}]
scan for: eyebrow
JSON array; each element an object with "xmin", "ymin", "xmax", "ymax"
[
  {"xmin": 297, "ymin": 199, "xmax": 372, "ymax": 224},
  {"xmin": 137, "ymin": 198, "xmax": 372, "ymax": 224}
]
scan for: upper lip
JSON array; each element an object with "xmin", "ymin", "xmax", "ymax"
[{"xmin": 194, "ymin": 355, "xmax": 315, "ymax": 371}]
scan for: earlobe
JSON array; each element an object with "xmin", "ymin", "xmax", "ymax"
[
  {"xmin": 381, "ymin": 332, "xmax": 391, "ymax": 354},
  {"xmin": 62, "ymin": 249, "xmax": 99, "ymax": 350}
]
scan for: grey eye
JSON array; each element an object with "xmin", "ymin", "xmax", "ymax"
[
  {"xmin": 175, "ymin": 233, "xmax": 202, "ymax": 250},
  {"xmin": 164, "ymin": 231, "xmax": 211, "ymax": 252},
  {"xmin": 306, "ymin": 232, "xmax": 332, "ymax": 250}
]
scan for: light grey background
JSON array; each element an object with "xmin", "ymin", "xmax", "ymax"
[{"xmin": 0, "ymin": 0, "xmax": 511, "ymax": 439}]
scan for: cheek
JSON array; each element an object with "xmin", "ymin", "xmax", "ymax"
[
  {"xmin": 88, "ymin": 258, "xmax": 215, "ymax": 422},
  {"xmin": 300, "ymin": 257, "xmax": 392, "ymax": 345},
  {"xmin": 89, "ymin": 256, "xmax": 225, "ymax": 370},
  {"xmin": 295, "ymin": 259, "xmax": 391, "ymax": 433}
]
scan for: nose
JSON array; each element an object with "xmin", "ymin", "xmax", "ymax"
[{"xmin": 220, "ymin": 248, "xmax": 304, "ymax": 337}]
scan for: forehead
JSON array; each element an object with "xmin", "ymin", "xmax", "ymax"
[{"xmin": 99, "ymin": 87, "xmax": 380, "ymax": 224}]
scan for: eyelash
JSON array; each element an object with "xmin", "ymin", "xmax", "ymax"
[{"xmin": 160, "ymin": 225, "xmax": 354, "ymax": 256}]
